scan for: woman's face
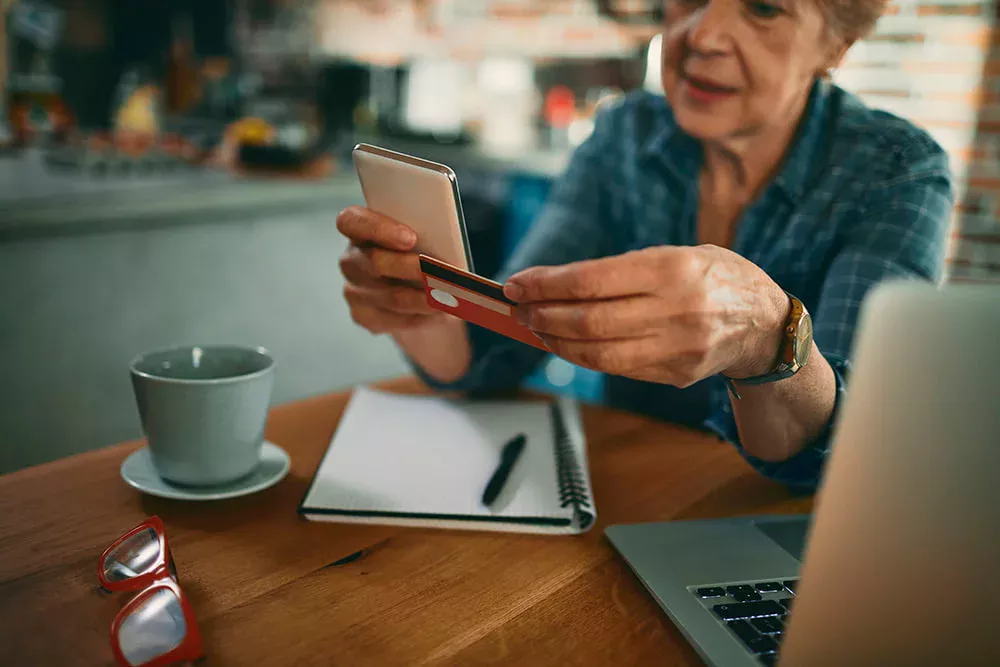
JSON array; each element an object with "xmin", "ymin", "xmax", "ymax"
[{"xmin": 660, "ymin": 0, "xmax": 844, "ymax": 142}]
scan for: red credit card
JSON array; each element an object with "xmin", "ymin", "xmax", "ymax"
[{"xmin": 418, "ymin": 254, "xmax": 547, "ymax": 351}]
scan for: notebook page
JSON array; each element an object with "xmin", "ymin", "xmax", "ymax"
[{"xmin": 302, "ymin": 388, "xmax": 569, "ymax": 522}]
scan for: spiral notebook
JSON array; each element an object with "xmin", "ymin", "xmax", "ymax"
[{"xmin": 298, "ymin": 387, "xmax": 596, "ymax": 534}]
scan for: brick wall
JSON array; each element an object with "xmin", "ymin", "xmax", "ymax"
[{"xmin": 835, "ymin": 1, "xmax": 999, "ymax": 283}]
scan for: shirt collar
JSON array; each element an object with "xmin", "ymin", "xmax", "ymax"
[
  {"xmin": 641, "ymin": 103, "xmax": 702, "ymax": 188},
  {"xmin": 772, "ymin": 79, "xmax": 829, "ymax": 202},
  {"xmin": 641, "ymin": 79, "xmax": 830, "ymax": 203}
]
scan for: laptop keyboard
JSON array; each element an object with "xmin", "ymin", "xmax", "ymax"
[{"xmin": 690, "ymin": 579, "xmax": 798, "ymax": 666}]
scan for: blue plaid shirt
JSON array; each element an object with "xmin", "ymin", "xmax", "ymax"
[{"xmin": 416, "ymin": 80, "xmax": 954, "ymax": 490}]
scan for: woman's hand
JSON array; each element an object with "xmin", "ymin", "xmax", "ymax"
[
  {"xmin": 336, "ymin": 206, "xmax": 444, "ymax": 335},
  {"xmin": 504, "ymin": 245, "xmax": 790, "ymax": 387}
]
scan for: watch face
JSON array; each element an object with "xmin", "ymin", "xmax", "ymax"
[{"xmin": 796, "ymin": 313, "xmax": 813, "ymax": 365}]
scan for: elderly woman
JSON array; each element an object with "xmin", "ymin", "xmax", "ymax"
[{"xmin": 336, "ymin": 0, "xmax": 954, "ymax": 489}]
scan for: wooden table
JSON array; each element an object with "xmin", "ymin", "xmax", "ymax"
[{"xmin": 0, "ymin": 378, "xmax": 811, "ymax": 666}]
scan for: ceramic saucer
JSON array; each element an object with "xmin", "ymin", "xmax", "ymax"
[{"xmin": 120, "ymin": 441, "xmax": 290, "ymax": 501}]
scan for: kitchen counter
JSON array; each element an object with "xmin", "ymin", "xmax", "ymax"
[
  {"xmin": 0, "ymin": 139, "xmax": 570, "ymax": 242},
  {"xmin": 0, "ymin": 149, "xmax": 361, "ymax": 241}
]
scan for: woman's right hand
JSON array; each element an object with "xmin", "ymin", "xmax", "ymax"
[{"xmin": 336, "ymin": 206, "xmax": 444, "ymax": 335}]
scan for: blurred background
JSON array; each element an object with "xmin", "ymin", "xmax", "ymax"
[{"xmin": 0, "ymin": 0, "xmax": 997, "ymax": 474}]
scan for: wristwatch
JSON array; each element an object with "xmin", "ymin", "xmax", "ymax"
[{"xmin": 725, "ymin": 292, "xmax": 813, "ymax": 400}]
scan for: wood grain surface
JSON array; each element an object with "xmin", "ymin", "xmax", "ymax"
[{"xmin": 0, "ymin": 377, "xmax": 811, "ymax": 666}]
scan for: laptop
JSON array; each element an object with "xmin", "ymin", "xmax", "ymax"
[{"xmin": 606, "ymin": 282, "xmax": 999, "ymax": 667}]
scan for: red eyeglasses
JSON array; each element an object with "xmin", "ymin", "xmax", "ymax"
[{"xmin": 97, "ymin": 516, "xmax": 204, "ymax": 667}]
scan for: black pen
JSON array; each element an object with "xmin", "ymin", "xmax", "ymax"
[{"xmin": 481, "ymin": 433, "xmax": 527, "ymax": 507}]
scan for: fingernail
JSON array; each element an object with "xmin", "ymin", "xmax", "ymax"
[
  {"xmin": 515, "ymin": 306, "xmax": 530, "ymax": 325},
  {"xmin": 504, "ymin": 282, "xmax": 524, "ymax": 301}
]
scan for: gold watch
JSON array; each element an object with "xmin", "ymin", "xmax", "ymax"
[{"xmin": 726, "ymin": 292, "xmax": 812, "ymax": 400}]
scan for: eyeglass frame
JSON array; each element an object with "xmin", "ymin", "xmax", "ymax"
[{"xmin": 97, "ymin": 515, "xmax": 204, "ymax": 667}]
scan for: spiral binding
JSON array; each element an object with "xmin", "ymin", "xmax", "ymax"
[{"xmin": 550, "ymin": 402, "xmax": 591, "ymax": 510}]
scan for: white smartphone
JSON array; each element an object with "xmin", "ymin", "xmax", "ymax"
[{"xmin": 352, "ymin": 143, "xmax": 474, "ymax": 273}]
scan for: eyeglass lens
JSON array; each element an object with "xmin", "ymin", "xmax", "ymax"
[
  {"xmin": 116, "ymin": 588, "xmax": 188, "ymax": 666},
  {"xmin": 103, "ymin": 527, "xmax": 160, "ymax": 582}
]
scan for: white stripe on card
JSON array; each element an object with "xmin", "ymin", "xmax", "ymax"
[{"xmin": 426, "ymin": 277, "xmax": 511, "ymax": 316}]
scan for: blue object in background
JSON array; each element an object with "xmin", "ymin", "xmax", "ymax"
[
  {"xmin": 503, "ymin": 171, "xmax": 604, "ymax": 404},
  {"xmin": 501, "ymin": 172, "xmax": 551, "ymax": 262}
]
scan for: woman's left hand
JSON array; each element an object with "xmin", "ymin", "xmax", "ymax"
[{"xmin": 504, "ymin": 245, "xmax": 791, "ymax": 387}]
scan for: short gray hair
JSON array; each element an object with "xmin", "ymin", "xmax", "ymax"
[{"xmin": 818, "ymin": 0, "xmax": 890, "ymax": 42}]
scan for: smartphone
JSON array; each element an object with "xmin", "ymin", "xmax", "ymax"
[{"xmin": 352, "ymin": 143, "xmax": 474, "ymax": 272}]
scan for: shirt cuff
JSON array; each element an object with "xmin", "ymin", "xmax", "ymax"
[
  {"xmin": 408, "ymin": 323, "xmax": 548, "ymax": 396},
  {"xmin": 704, "ymin": 354, "xmax": 851, "ymax": 492}
]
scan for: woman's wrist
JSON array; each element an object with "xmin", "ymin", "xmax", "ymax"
[
  {"xmin": 395, "ymin": 316, "xmax": 472, "ymax": 384},
  {"xmin": 726, "ymin": 284, "xmax": 790, "ymax": 380}
]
